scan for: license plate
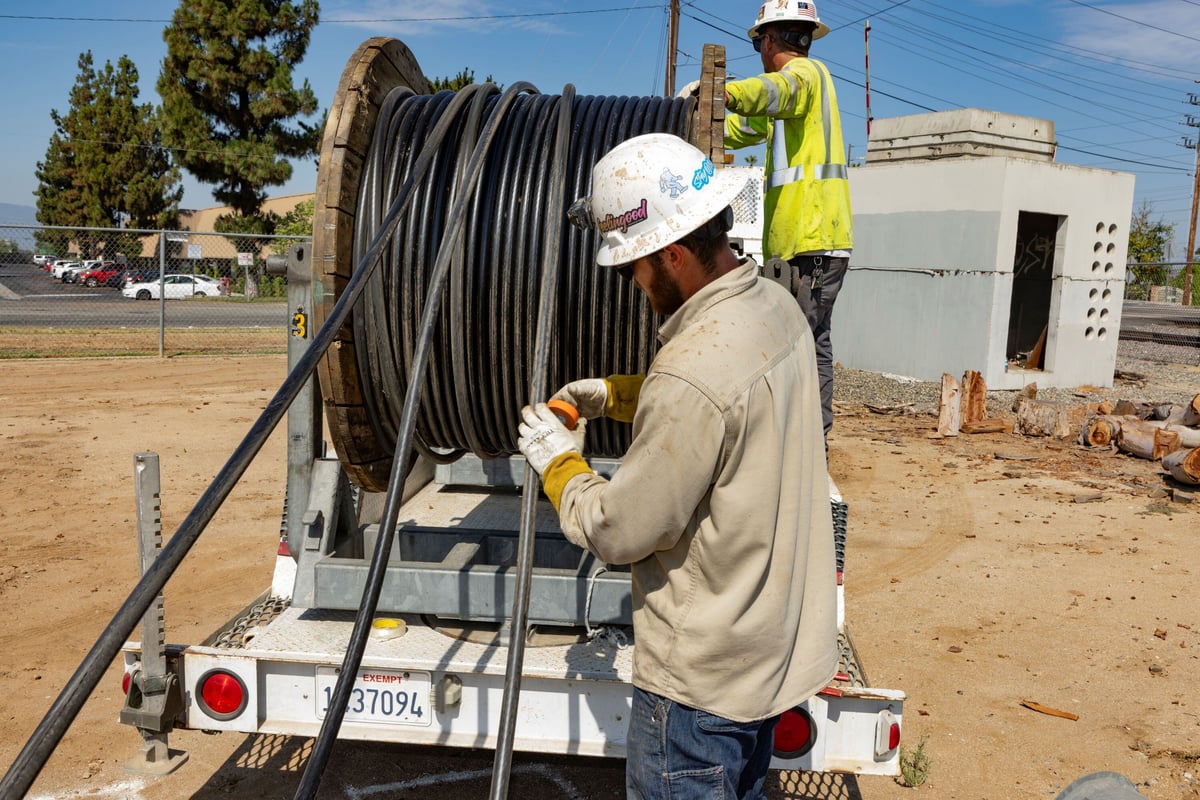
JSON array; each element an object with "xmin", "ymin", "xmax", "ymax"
[{"xmin": 315, "ymin": 666, "xmax": 432, "ymax": 726}]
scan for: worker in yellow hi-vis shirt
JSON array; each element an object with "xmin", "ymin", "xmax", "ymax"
[{"xmin": 725, "ymin": 0, "xmax": 852, "ymax": 443}]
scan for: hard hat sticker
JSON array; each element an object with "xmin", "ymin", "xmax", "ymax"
[
  {"xmin": 598, "ymin": 198, "xmax": 649, "ymax": 235},
  {"xmin": 659, "ymin": 169, "xmax": 688, "ymax": 199},
  {"xmin": 692, "ymin": 159, "xmax": 716, "ymax": 191}
]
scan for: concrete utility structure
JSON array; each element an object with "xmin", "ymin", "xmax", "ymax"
[{"xmin": 839, "ymin": 108, "xmax": 1135, "ymax": 390}]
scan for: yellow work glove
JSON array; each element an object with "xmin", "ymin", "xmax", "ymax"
[{"xmin": 551, "ymin": 375, "xmax": 645, "ymax": 424}]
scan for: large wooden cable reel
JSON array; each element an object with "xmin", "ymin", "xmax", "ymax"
[{"xmin": 312, "ymin": 39, "xmax": 728, "ymax": 492}]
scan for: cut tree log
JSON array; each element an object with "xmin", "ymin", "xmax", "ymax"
[
  {"xmin": 1181, "ymin": 393, "xmax": 1200, "ymax": 427},
  {"xmin": 961, "ymin": 370, "xmax": 988, "ymax": 425},
  {"xmin": 1080, "ymin": 416, "xmax": 1121, "ymax": 447},
  {"xmin": 1013, "ymin": 395, "xmax": 1072, "ymax": 439},
  {"xmin": 938, "ymin": 373, "xmax": 962, "ymax": 436},
  {"xmin": 1163, "ymin": 447, "xmax": 1200, "ymax": 485},
  {"xmin": 1117, "ymin": 419, "xmax": 1183, "ymax": 461},
  {"xmin": 1143, "ymin": 420, "xmax": 1200, "ymax": 449}
]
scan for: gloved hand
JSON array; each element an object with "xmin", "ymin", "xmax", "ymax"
[
  {"xmin": 518, "ymin": 403, "xmax": 583, "ymax": 475},
  {"xmin": 551, "ymin": 379, "xmax": 609, "ymax": 420},
  {"xmin": 677, "ymin": 79, "xmax": 700, "ymax": 99}
]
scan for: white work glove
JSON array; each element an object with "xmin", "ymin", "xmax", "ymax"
[
  {"xmin": 518, "ymin": 403, "xmax": 584, "ymax": 475},
  {"xmin": 551, "ymin": 379, "xmax": 608, "ymax": 420}
]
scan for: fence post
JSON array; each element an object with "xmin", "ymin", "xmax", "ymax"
[{"xmin": 157, "ymin": 232, "xmax": 166, "ymax": 357}]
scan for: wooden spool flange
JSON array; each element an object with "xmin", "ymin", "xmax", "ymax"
[{"xmin": 312, "ymin": 37, "xmax": 430, "ymax": 492}]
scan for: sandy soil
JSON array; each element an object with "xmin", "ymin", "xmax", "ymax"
[{"xmin": 1, "ymin": 355, "xmax": 1198, "ymax": 800}]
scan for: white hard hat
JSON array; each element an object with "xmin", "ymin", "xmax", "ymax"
[
  {"xmin": 581, "ymin": 133, "xmax": 748, "ymax": 267},
  {"xmin": 748, "ymin": 0, "xmax": 830, "ymax": 41}
]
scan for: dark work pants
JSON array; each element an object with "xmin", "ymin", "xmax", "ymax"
[{"xmin": 789, "ymin": 255, "xmax": 848, "ymax": 439}]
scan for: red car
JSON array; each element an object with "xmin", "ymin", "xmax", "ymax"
[{"xmin": 75, "ymin": 262, "xmax": 125, "ymax": 288}]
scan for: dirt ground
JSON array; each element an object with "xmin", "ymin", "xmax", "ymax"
[{"xmin": 1, "ymin": 355, "xmax": 1199, "ymax": 800}]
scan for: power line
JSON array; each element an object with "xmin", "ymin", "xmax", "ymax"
[{"xmin": 1062, "ymin": 0, "xmax": 1200, "ymax": 44}]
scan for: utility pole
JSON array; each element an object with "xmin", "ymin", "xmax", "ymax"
[
  {"xmin": 864, "ymin": 20, "xmax": 873, "ymax": 138},
  {"xmin": 1184, "ymin": 90, "xmax": 1200, "ymax": 306},
  {"xmin": 665, "ymin": 0, "xmax": 680, "ymax": 97}
]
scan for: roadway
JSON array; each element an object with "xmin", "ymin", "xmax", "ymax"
[{"xmin": 0, "ymin": 262, "xmax": 288, "ymax": 328}]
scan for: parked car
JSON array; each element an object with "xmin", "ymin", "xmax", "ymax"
[
  {"xmin": 122, "ymin": 269, "xmax": 160, "ymax": 286},
  {"xmin": 122, "ymin": 273, "xmax": 226, "ymax": 300},
  {"xmin": 50, "ymin": 260, "xmax": 81, "ymax": 280},
  {"xmin": 75, "ymin": 262, "xmax": 125, "ymax": 288},
  {"xmin": 61, "ymin": 259, "xmax": 101, "ymax": 284},
  {"xmin": 32, "ymin": 255, "xmax": 56, "ymax": 268}
]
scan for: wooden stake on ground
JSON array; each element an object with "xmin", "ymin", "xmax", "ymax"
[
  {"xmin": 962, "ymin": 419, "xmax": 1010, "ymax": 434},
  {"xmin": 938, "ymin": 373, "xmax": 962, "ymax": 436},
  {"xmin": 961, "ymin": 370, "xmax": 987, "ymax": 424}
]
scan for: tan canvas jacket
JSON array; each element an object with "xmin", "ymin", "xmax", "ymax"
[{"xmin": 556, "ymin": 259, "xmax": 838, "ymax": 722}]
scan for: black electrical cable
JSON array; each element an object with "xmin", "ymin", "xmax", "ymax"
[
  {"xmin": 293, "ymin": 79, "xmax": 545, "ymax": 800},
  {"xmin": 344, "ymin": 89, "xmax": 695, "ymax": 467},
  {"xmin": 0, "ymin": 71, "xmax": 460, "ymax": 800}
]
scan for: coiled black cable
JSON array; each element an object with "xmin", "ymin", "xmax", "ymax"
[{"xmin": 349, "ymin": 88, "xmax": 695, "ymax": 464}]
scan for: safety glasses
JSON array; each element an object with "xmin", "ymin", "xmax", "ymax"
[
  {"xmin": 751, "ymin": 34, "xmax": 764, "ymax": 53},
  {"xmin": 615, "ymin": 263, "xmax": 634, "ymax": 282}
]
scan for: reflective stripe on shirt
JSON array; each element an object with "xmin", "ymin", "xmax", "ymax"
[{"xmin": 767, "ymin": 61, "xmax": 843, "ymax": 190}]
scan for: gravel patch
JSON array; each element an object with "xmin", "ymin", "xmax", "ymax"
[{"xmin": 833, "ymin": 339, "xmax": 1199, "ymax": 419}]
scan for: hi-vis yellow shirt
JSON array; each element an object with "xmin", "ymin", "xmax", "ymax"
[{"xmin": 725, "ymin": 56, "xmax": 853, "ymax": 259}]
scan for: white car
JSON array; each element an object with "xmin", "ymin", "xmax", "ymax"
[
  {"xmin": 50, "ymin": 260, "xmax": 81, "ymax": 280},
  {"xmin": 122, "ymin": 274, "xmax": 226, "ymax": 300}
]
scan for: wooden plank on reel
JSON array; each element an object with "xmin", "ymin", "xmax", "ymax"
[{"xmin": 313, "ymin": 37, "xmax": 431, "ymax": 492}]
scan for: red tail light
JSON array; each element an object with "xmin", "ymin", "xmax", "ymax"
[
  {"xmin": 876, "ymin": 708, "xmax": 901, "ymax": 756},
  {"xmin": 773, "ymin": 706, "xmax": 817, "ymax": 758},
  {"xmin": 197, "ymin": 669, "xmax": 248, "ymax": 720},
  {"xmin": 121, "ymin": 670, "xmax": 133, "ymax": 695}
]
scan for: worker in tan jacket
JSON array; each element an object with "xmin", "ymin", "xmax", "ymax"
[{"xmin": 517, "ymin": 133, "xmax": 836, "ymax": 800}]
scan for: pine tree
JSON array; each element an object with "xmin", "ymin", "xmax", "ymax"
[
  {"xmin": 428, "ymin": 68, "xmax": 499, "ymax": 92},
  {"xmin": 35, "ymin": 52, "xmax": 181, "ymax": 258},
  {"xmin": 157, "ymin": 0, "xmax": 321, "ymax": 237}
]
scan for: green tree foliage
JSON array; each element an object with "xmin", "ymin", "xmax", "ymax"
[
  {"xmin": 270, "ymin": 197, "xmax": 314, "ymax": 255},
  {"xmin": 35, "ymin": 52, "xmax": 181, "ymax": 258},
  {"xmin": 1127, "ymin": 200, "xmax": 1174, "ymax": 285},
  {"xmin": 157, "ymin": 0, "xmax": 322, "ymax": 236},
  {"xmin": 428, "ymin": 68, "xmax": 498, "ymax": 92}
]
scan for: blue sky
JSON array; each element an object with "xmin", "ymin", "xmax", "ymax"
[{"xmin": 2, "ymin": 0, "xmax": 1199, "ymax": 256}]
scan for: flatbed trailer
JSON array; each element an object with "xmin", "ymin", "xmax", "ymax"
[{"xmin": 121, "ymin": 452, "xmax": 903, "ymax": 776}]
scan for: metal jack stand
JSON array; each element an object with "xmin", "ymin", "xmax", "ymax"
[{"xmin": 121, "ymin": 453, "xmax": 189, "ymax": 775}]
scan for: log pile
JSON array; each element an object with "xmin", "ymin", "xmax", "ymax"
[{"xmin": 1079, "ymin": 392, "xmax": 1200, "ymax": 485}]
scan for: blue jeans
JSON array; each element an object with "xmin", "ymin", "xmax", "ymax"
[
  {"xmin": 790, "ymin": 255, "xmax": 849, "ymax": 439},
  {"xmin": 626, "ymin": 688, "xmax": 779, "ymax": 800}
]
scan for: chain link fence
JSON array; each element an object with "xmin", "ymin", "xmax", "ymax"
[
  {"xmin": 0, "ymin": 223, "xmax": 305, "ymax": 357},
  {"xmin": 2, "ymin": 222, "xmax": 1196, "ymax": 365},
  {"xmin": 1122, "ymin": 262, "xmax": 1200, "ymax": 359}
]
